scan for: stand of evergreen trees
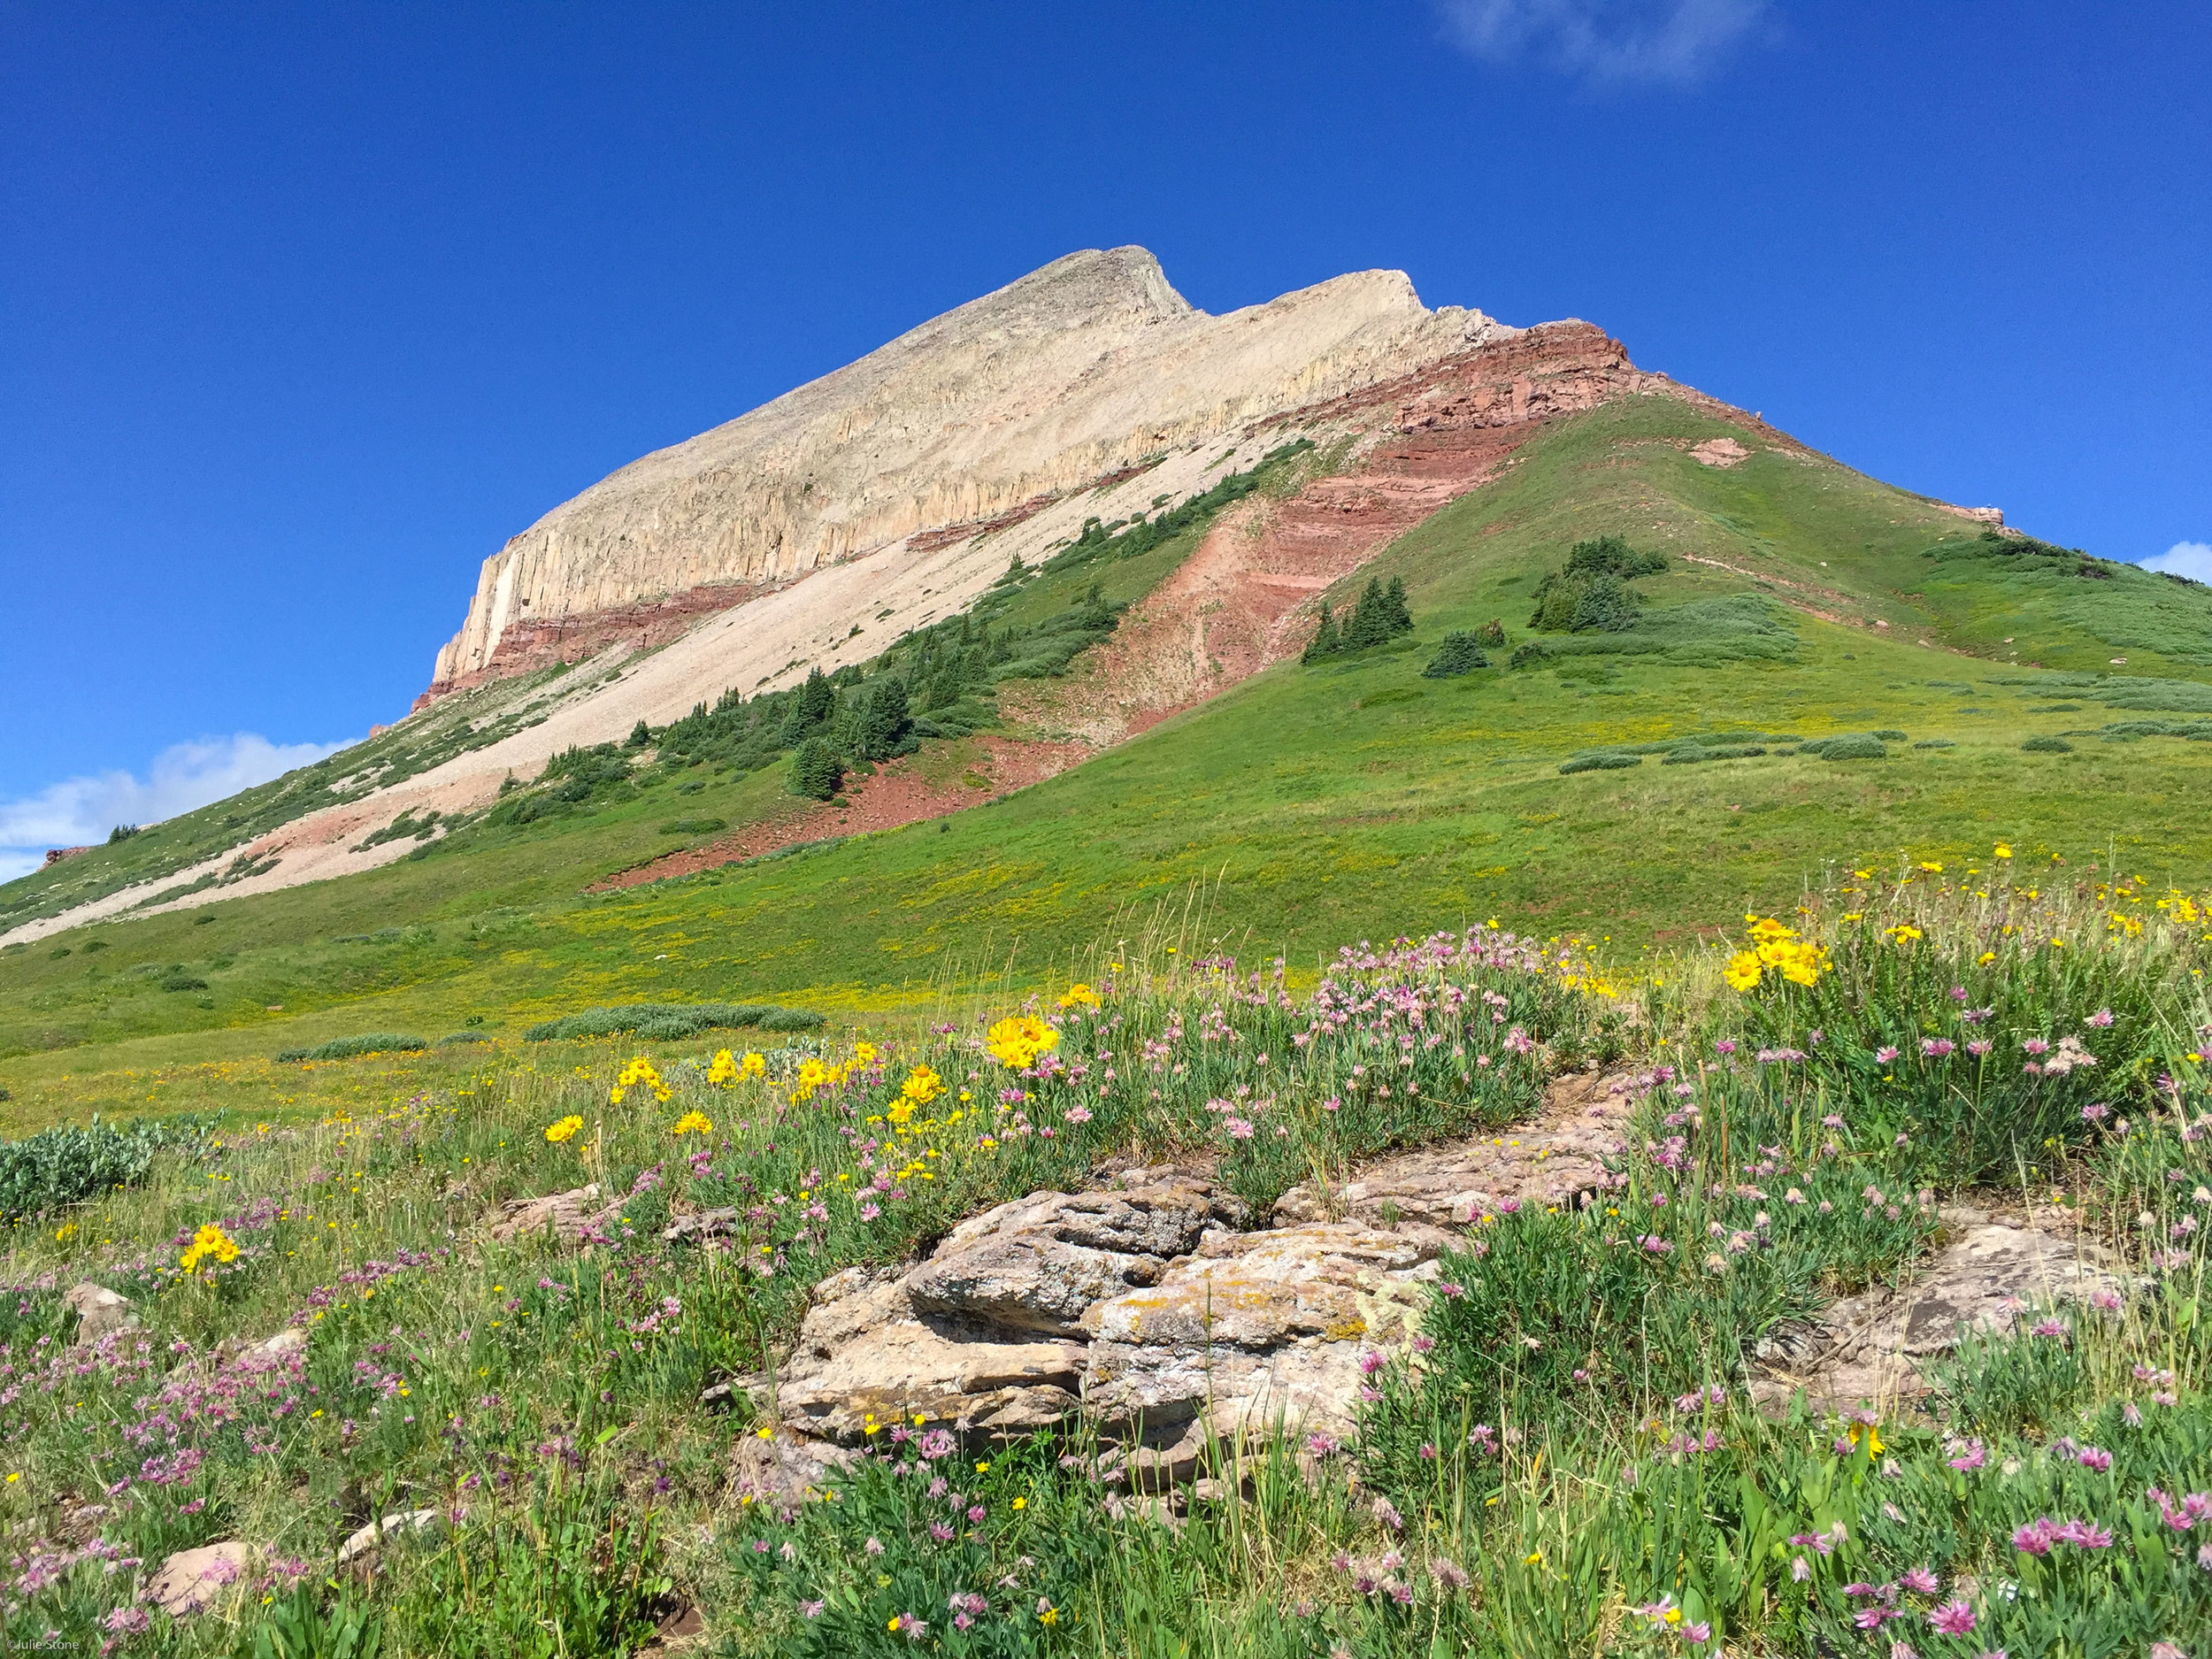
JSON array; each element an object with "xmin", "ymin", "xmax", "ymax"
[
  {"xmin": 1302, "ymin": 575, "xmax": 1415, "ymax": 663},
  {"xmin": 1527, "ymin": 535, "xmax": 1669, "ymax": 634}
]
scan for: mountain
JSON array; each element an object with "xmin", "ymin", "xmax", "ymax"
[
  {"xmin": 4, "ymin": 248, "xmax": 2212, "ymax": 1097},
  {"xmin": 424, "ymin": 247, "xmax": 1521, "ymax": 701}
]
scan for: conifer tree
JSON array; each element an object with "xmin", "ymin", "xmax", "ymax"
[{"xmin": 1302, "ymin": 602, "xmax": 1342, "ymax": 663}]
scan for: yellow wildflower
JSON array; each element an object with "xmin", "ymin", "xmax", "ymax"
[
  {"xmin": 1056, "ymin": 983, "xmax": 1100, "ymax": 1010},
  {"xmin": 1724, "ymin": 951, "xmax": 1763, "ymax": 992},
  {"xmin": 986, "ymin": 1016, "xmax": 1058, "ymax": 1070},
  {"xmin": 669, "ymin": 1110, "xmax": 714, "ymax": 1137},
  {"xmin": 180, "ymin": 1223, "xmax": 240, "ymax": 1273},
  {"xmin": 544, "ymin": 1114, "xmax": 584, "ymax": 1144},
  {"xmin": 706, "ymin": 1049, "xmax": 739, "ymax": 1087},
  {"xmin": 1993, "ymin": 842, "xmax": 2013, "ymax": 860},
  {"xmin": 1886, "ymin": 924, "xmax": 1923, "ymax": 944}
]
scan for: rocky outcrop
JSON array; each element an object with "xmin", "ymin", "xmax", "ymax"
[
  {"xmin": 764, "ymin": 1075, "xmax": 1632, "ymax": 1466},
  {"xmin": 1271, "ymin": 1068, "xmax": 1631, "ymax": 1232},
  {"xmin": 423, "ymin": 248, "xmax": 1520, "ymax": 700},
  {"xmin": 1750, "ymin": 1206, "xmax": 2126, "ymax": 1412},
  {"xmin": 1082, "ymin": 1223, "xmax": 1441, "ymax": 1447}
]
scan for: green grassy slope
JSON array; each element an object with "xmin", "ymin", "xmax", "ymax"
[{"xmin": 6, "ymin": 395, "xmax": 2211, "ymax": 1123}]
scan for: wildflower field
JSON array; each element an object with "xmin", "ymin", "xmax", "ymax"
[{"xmin": 0, "ymin": 856, "xmax": 2203, "ymax": 1655}]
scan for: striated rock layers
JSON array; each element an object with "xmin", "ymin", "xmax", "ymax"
[{"xmin": 422, "ymin": 247, "xmax": 1519, "ymax": 701}]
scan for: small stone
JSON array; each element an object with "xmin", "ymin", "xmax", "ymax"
[
  {"xmin": 251, "ymin": 1327, "xmax": 309, "ymax": 1360},
  {"xmin": 338, "ymin": 1509, "xmax": 442, "ymax": 1563},
  {"xmin": 65, "ymin": 1282, "xmax": 138, "ymax": 1348},
  {"xmin": 148, "ymin": 1540, "xmax": 257, "ymax": 1617},
  {"xmin": 487, "ymin": 1185, "xmax": 611, "ymax": 1246}
]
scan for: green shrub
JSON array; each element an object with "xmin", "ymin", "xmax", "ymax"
[
  {"xmin": 0, "ymin": 1114, "xmax": 209, "ymax": 1221},
  {"xmin": 1472, "ymin": 618, "xmax": 1507, "ymax": 649},
  {"xmin": 1560, "ymin": 753, "xmax": 1640, "ymax": 773},
  {"xmin": 438, "ymin": 1032, "xmax": 489, "ymax": 1047},
  {"xmin": 2023, "ymin": 734, "xmax": 2074, "ymax": 752},
  {"xmin": 656, "ymin": 818, "xmax": 728, "ymax": 836},
  {"xmin": 1913, "ymin": 738, "xmax": 1956, "ymax": 749},
  {"xmin": 277, "ymin": 1033, "xmax": 429, "ymax": 1064},
  {"xmin": 1661, "ymin": 743, "xmax": 1766, "ymax": 764},
  {"xmin": 1799, "ymin": 733, "xmax": 1888, "ymax": 761},
  {"xmin": 1871, "ymin": 728, "xmax": 1907, "ymax": 741},
  {"xmin": 158, "ymin": 969, "xmax": 209, "ymax": 992},
  {"xmin": 1422, "ymin": 633, "xmax": 1491, "ymax": 678},
  {"xmin": 520, "ymin": 1002, "xmax": 823, "ymax": 1042}
]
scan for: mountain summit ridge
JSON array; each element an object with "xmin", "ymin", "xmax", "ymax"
[{"xmin": 424, "ymin": 247, "xmax": 1517, "ymax": 700}]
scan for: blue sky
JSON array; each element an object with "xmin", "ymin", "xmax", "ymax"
[{"xmin": 3, "ymin": 2, "xmax": 2208, "ymax": 874}]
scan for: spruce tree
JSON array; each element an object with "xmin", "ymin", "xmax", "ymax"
[
  {"xmin": 626, "ymin": 718, "xmax": 651, "ymax": 749},
  {"xmin": 1302, "ymin": 602, "xmax": 1342, "ymax": 663},
  {"xmin": 858, "ymin": 678, "xmax": 912, "ymax": 760},
  {"xmin": 1343, "ymin": 579, "xmax": 1389, "ymax": 649},
  {"xmin": 1383, "ymin": 574, "xmax": 1414, "ymax": 637},
  {"xmin": 789, "ymin": 737, "xmax": 844, "ymax": 801}
]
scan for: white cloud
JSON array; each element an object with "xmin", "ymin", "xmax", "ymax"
[
  {"xmin": 2141, "ymin": 541, "xmax": 2212, "ymax": 586},
  {"xmin": 0, "ymin": 733, "xmax": 351, "ymax": 873},
  {"xmin": 1435, "ymin": 0, "xmax": 1771, "ymax": 86}
]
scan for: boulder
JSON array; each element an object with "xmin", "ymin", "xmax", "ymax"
[
  {"xmin": 663, "ymin": 1207, "xmax": 741, "ymax": 1246},
  {"xmin": 1752, "ymin": 1210, "xmax": 2127, "ymax": 1412},
  {"xmin": 148, "ymin": 1540, "xmax": 257, "ymax": 1617},
  {"xmin": 1082, "ymin": 1224, "xmax": 1440, "ymax": 1445},
  {"xmin": 338, "ymin": 1509, "xmax": 443, "ymax": 1563},
  {"xmin": 65, "ymin": 1282, "xmax": 138, "ymax": 1348}
]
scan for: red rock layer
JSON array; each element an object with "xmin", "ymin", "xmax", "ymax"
[
  {"xmin": 412, "ymin": 580, "xmax": 775, "ymax": 710},
  {"xmin": 1049, "ymin": 320, "xmax": 1744, "ymax": 738}
]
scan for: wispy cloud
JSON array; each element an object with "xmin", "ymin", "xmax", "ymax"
[
  {"xmin": 0, "ymin": 733, "xmax": 350, "ymax": 883},
  {"xmin": 2141, "ymin": 541, "xmax": 2212, "ymax": 586},
  {"xmin": 1435, "ymin": 0, "xmax": 1772, "ymax": 87}
]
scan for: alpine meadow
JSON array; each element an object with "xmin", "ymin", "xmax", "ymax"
[{"xmin": 4, "ymin": 248, "xmax": 2210, "ymax": 1659}]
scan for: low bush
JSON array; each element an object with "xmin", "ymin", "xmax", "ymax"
[
  {"xmin": 157, "ymin": 968, "xmax": 210, "ymax": 992},
  {"xmin": 520, "ymin": 1002, "xmax": 823, "ymax": 1042},
  {"xmin": 2024, "ymin": 734, "xmax": 2075, "ymax": 752},
  {"xmin": 656, "ymin": 818, "xmax": 728, "ymax": 836},
  {"xmin": 1799, "ymin": 733, "xmax": 1888, "ymax": 761},
  {"xmin": 438, "ymin": 1032, "xmax": 490, "ymax": 1047},
  {"xmin": 1661, "ymin": 743, "xmax": 1766, "ymax": 764},
  {"xmin": 0, "ymin": 1114, "xmax": 209, "ymax": 1221},
  {"xmin": 1559, "ymin": 753, "xmax": 1641, "ymax": 773},
  {"xmin": 275, "ymin": 1033, "xmax": 429, "ymax": 1064}
]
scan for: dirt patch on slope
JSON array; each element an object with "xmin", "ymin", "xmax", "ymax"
[{"xmin": 587, "ymin": 736, "xmax": 1088, "ymax": 891}]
